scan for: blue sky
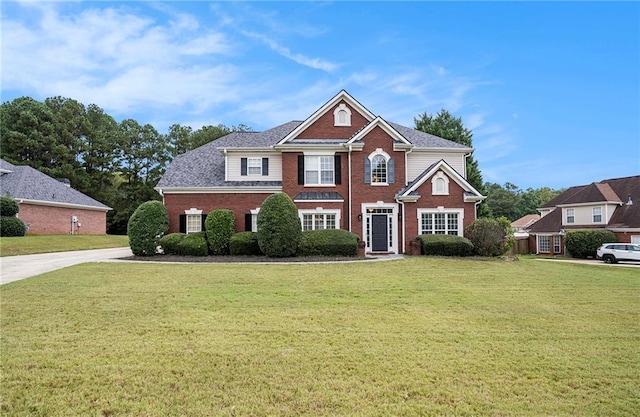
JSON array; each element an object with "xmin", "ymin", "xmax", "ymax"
[{"xmin": 2, "ymin": 1, "xmax": 639, "ymax": 190}]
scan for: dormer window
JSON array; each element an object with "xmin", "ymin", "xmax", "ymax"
[
  {"xmin": 333, "ymin": 103, "xmax": 352, "ymax": 126},
  {"xmin": 431, "ymin": 171, "xmax": 449, "ymax": 195}
]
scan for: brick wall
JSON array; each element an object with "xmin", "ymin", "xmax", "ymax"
[
  {"xmin": 295, "ymin": 101, "xmax": 369, "ymax": 140},
  {"xmin": 18, "ymin": 203, "xmax": 107, "ymax": 235}
]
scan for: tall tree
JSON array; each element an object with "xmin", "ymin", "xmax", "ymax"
[{"xmin": 414, "ymin": 109, "xmax": 488, "ymax": 216}]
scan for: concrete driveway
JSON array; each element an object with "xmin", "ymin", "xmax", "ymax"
[{"xmin": 0, "ymin": 247, "xmax": 133, "ymax": 285}]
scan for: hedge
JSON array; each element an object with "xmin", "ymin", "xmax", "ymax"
[
  {"xmin": 297, "ymin": 229, "xmax": 359, "ymax": 257},
  {"xmin": 229, "ymin": 232, "xmax": 263, "ymax": 256},
  {"xmin": 565, "ymin": 230, "xmax": 617, "ymax": 258},
  {"xmin": 127, "ymin": 200, "xmax": 169, "ymax": 256},
  {"xmin": 0, "ymin": 196, "xmax": 19, "ymax": 217},
  {"xmin": 418, "ymin": 234, "xmax": 475, "ymax": 257},
  {"xmin": 0, "ymin": 216, "xmax": 27, "ymax": 237},
  {"xmin": 205, "ymin": 209, "xmax": 235, "ymax": 255},
  {"xmin": 159, "ymin": 232, "xmax": 208, "ymax": 256},
  {"xmin": 257, "ymin": 193, "xmax": 301, "ymax": 257},
  {"xmin": 159, "ymin": 233, "xmax": 186, "ymax": 255}
]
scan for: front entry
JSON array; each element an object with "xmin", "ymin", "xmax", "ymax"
[{"xmin": 371, "ymin": 214, "xmax": 388, "ymax": 252}]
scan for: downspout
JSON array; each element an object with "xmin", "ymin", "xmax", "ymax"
[
  {"xmin": 348, "ymin": 144, "xmax": 353, "ymax": 232},
  {"xmin": 222, "ymin": 148, "xmax": 228, "ymax": 181},
  {"xmin": 401, "ymin": 147, "xmax": 413, "ymax": 254}
]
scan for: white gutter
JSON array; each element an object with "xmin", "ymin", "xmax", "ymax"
[
  {"xmin": 17, "ymin": 198, "xmax": 111, "ymax": 212},
  {"xmin": 348, "ymin": 144, "xmax": 353, "ymax": 232}
]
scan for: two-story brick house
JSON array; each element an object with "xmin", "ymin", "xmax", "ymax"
[{"xmin": 156, "ymin": 91, "xmax": 485, "ymax": 254}]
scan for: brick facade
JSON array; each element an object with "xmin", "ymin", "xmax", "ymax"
[{"xmin": 18, "ymin": 203, "xmax": 107, "ymax": 235}]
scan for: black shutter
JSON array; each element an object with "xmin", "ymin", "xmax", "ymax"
[
  {"xmin": 364, "ymin": 158, "xmax": 371, "ymax": 184},
  {"xmin": 298, "ymin": 155, "xmax": 305, "ymax": 185},
  {"xmin": 201, "ymin": 214, "xmax": 207, "ymax": 232},
  {"xmin": 179, "ymin": 214, "xmax": 186, "ymax": 233},
  {"xmin": 245, "ymin": 213, "xmax": 252, "ymax": 232},
  {"xmin": 262, "ymin": 158, "xmax": 269, "ymax": 176},
  {"xmin": 334, "ymin": 155, "xmax": 341, "ymax": 185},
  {"xmin": 241, "ymin": 158, "xmax": 247, "ymax": 176}
]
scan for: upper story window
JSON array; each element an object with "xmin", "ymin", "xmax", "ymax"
[
  {"xmin": 305, "ymin": 155, "xmax": 334, "ymax": 185},
  {"xmin": 333, "ymin": 103, "xmax": 352, "ymax": 126},
  {"xmin": 241, "ymin": 157, "xmax": 269, "ymax": 176},
  {"xmin": 431, "ymin": 171, "xmax": 450, "ymax": 195},
  {"xmin": 365, "ymin": 149, "xmax": 394, "ymax": 185},
  {"xmin": 566, "ymin": 208, "xmax": 575, "ymax": 224},
  {"xmin": 593, "ymin": 206, "xmax": 602, "ymax": 223}
]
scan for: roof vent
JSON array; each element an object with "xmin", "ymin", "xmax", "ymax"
[
  {"xmin": 626, "ymin": 194, "xmax": 633, "ymax": 206},
  {"xmin": 56, "ymin": 178, "xmax": 71, "ymax": 187}
]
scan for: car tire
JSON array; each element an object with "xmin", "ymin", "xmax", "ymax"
[{"xmin": 603, "ymin": 255, "xmax": 616, "ymax": 264}]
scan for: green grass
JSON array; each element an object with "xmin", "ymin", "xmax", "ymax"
[
  {"xmin": 1, "ymin": 257, "xmax": 638, "ymax": 416},
  {"xmin": 0, "ymin": 235, "xmax": 129, "ymax": 256}
]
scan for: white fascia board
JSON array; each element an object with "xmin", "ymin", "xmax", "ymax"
[
  {"xmin": 18, "ymin": 199, "xmax": 111, "ymax": 212},
  {"xmin": 219, "ymin": 147, "xmax": 278, "ymax": 153},
  {"xmin": 157, "ymin": 186, "xmax": 282, "ymax": 194},
  {"xmin": 347, "ymin": 117, "xmax": 411, "ymax": 145},
  {"xmin": 396, "ymin": 195, "xmax": 420, "ymax": 203},
  {"xmin": 274, "ymin": 144, "xmax": 345, "ymax": 152},
  {"xmin": 410, "ymin": 147, "xmax": 473, "ymax": 153},
  {"xmin": 607, "ymin": 227, "xmax": 640, "ymax": 232},
  {"xmin": 402, "ymin": 160, "xmax": 484, "ymax": 198},
  {"xmin": 277, "ymin": 90, "xmax": 376, "ymax": 145},
  {"xmin": 557, "ymin": 201, "xmax": 622, "ymax": 207}
]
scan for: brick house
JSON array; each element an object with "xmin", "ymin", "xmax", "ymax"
[
  {"xmin": 528, "ymin": 175, "xmax": 640, "ymax": 255},
  {"xmin": 156, "ymin": 91, "xmax": 485, "ymax": 254},
  {"xmin": 0, "ymin": 159, "xmax": 111, "ymax": 234}
]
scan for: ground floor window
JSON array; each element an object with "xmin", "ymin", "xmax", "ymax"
[
  {"xmin": 538, "ymin": 236, "xmax": 550, "ymax": 253},
  {"xmin": 553, "ymin": 235, "xmax": 562, "ymax": 253},
  {"xmin": 418, "ymin": 209, "xmax": 463, "ymax": 236},
  {"xmin": 186, "ymin": 214, "xmax": 202, "ymax": 233},
  {"xmin": 299, "ymin": 209, "xmax": 340, "ymax": 231}
]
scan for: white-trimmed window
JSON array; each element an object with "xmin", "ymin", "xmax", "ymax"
[
  {"xmin": 241, "ymin": 157, "xmax": 268, "ymax": 176},
  {"xmin": 333, "ymin": 103, "xmax": 351, "ymax": 126},
  {"xmin": 247, "ymin": 158, "xmax": 262, "ymax": 175},
  {"xmin": 553, "ymin": 235, "xmax": 561, "ymax": 253},
  {"xmin": 538, "ymin": 236, "xmax": 550, "ymax": 253},
  {"xmin": 593, "ymin": 207, "xmax": 602, "ymax": 223},
  {"xmin": 305, "ymin": 156, "xmax": 334, "ymax": 185},
  {"xmin": 431, "ymin": 171, "xmax": 450, "ymax": 195},
  {"xmin": 566, "ymin": 208, "xmax": 575, "ymax": 224},
  {"xmin": 366, "ymin": 149, "xmax": 394, "ymax": 185},
  {"xmin": 418, "ymin": 208, "xmax": 463, "ymax": 236},
  {"xmin": 184, "ymin": 208, "xmax": 203, "ymax": 234},
  {"xmin": 299, "ymin": 209, "xmax": 340, "ymax": 231},
  {"xmin": 371, "ymin": 155, "xmax": 387, "ymax": 183}
]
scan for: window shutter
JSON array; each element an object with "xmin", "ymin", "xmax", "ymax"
[
  {"xmin": 179, "ymin": 214, "xmax": 186, "ymax": 233},
  {"xmin": 388, "ymin": 157, "xmax": 395, "ymax": 184},
  {"xmin": 245, "ymin": 213, "xmax": 252, "ymax": 232},
  {"xmin": 262, "ymin": 158, "xmax": 269, "ymax": 176},
  {"xmin": 201, "ymin": 214, "xmax": 207, "ymax": 232},
  {"xmin": 334, "ymin": 155, "xmax": 341, "ymax": 185},
  {"xmin": 364, "ymin": 158, "xmax": 371, "ymax": 184},
  {"xmin": 298, "ymin": 155, "xmax": 305, "ymax": 185},
  {"xmin": 241, "ymin": 158, "xmax": 247, "ymax": 176}
]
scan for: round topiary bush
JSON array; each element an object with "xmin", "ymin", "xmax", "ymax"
[
  {"xmin": 464, "ymin": 217, "xmax": 513, "ymax": 257},
  {"xmin": 205, "ymin": 209, "xmax": 235, "ymax": 255},
  {"xmin": 127, "ymin": 200, "xmax": 169, "ymax": 256},
  {"xmin": 418, "ymin": 234, "xmax": 474, "ymax": 257},
  {"xmin": 0, "ymin": 216, "xmax": 27, "ymax": 237},
  {"xmin": 229, "ymin": 232, "xmax": 262, "ymax": 256},
  {"xmin": 257, "ymin": 193, "xmax": 301, "ymax": 257},
  {"xmin": 297, "ymin": 229, "xmax": 359, "ymax": 257},
  {"xmin": 0, "ymin": 196, "xmax": 20, "ymax": 217}
]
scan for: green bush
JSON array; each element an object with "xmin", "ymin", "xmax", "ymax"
[
  {"xmin": 418, "ymin": 234, "xmax": 474, "ymax": 257},
  {"xmin": 0, "ymin": 216, "xmax": 27, "ymax": 237},
  {"xmin": 464, "ymin": 217, "xmax": 513, "ymax": 257},
  {"xmin": 178, "ymin": 232, "xmax": 208, "ymax": 256},
  {"xmin": 205, "ymin": 209, "xmax": 235, "ymax": 255},
  {"xmin": 257, "ymin": 193, "xmax": 302, "ymax": 257},
  {"xmin": 297, "ymin": 229, "xmax": 359, "ymax": 257},
  {"xmin": 229, "ymin": 232, "xmax": 263, "ymax": 256},
  {"xmin": 0, "ymin": 196, "xmax": 19, "ymax": 217},
  {"xmin": 565, "ymin": 230, "xmax": 617, "ymax": 258},
  {"xmin": 127, "ymin": 200, "xmax": 169, "ymax": 256},
  {"xmin": 159, "ymin": 233, "xmax": 186, "ymax": 255}
]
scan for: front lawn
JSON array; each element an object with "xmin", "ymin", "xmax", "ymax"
[
  {"xmin": 1, "ymin": 257, "xmax": 638, "ymax": 416},
  {"xmin": 0, "ymin": 234, "xmax": 129, "ymax": 256}
]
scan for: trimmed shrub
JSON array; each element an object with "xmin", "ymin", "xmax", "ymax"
[
  {"xmin": 464, "ymin": 217, "xmax": 513, "ymax": 257},
  {"xmin": 0, "ymin": 196, "xmax": 19, "ymax": 217},
  {"xmin": 257, "ymin": 193, "xmax": 302, "ymax": 257},
  {"xmin": 205, "ymin": 209, "xmax": 235, "ymax": 255},
  {"xmin": 178, "ymin": 232, "xmax": 208, "ymax": 256},
  {"xmin": 297, "ymin": 229, "xmax": 359, "ymax": 257},
  {"xmin": 229, "ymin": 232, "xmax": 263, "ymax": 256},
  {"xmin": 127, "ymin": 200, "xmax": 169, "ymax": 256},
  {"xmin": 418, "ymin": 234, "xmax": 474, "ymax": 257},
  {"xmin": 0, "ymin": 216, "xmax": 27, "ymax": 237},
  {"xmin": 159, "ymin": 233, "xmax": 186, "ymax": 255},
  {"xmin": 565, "ymin": 230, "xmax": 617, "ymax": 258}
]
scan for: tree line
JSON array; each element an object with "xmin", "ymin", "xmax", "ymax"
[{"xmin": 1, "ymin": 96, "xmax": 561, "ymax": 234}]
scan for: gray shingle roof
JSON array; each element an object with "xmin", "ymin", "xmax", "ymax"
[
  {"xmin": 0, "ymin": 159, "xmax": 111, "ymax": 210},
  {"xmin": 388, "ymin": 122, "xmax": 471, "ymax": 149},
  {"xmin": 294, "ymin": 191, "xmax": 344, "ymax": 201}
]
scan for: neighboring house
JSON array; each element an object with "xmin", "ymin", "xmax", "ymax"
[
  {"xmin": 156, "ymin": 90, "xmax": 485, "ymax": 254},
  {"xmin": 511, "ymin": 214, "xmax": 541, "ymax": 238},
  {"xmin": 0, "ymin": 159, "xmax": 111, "ymax": 234},
  {"xmin": 528, "ymin": 175, "xmax": 640, "ymax": 255}
]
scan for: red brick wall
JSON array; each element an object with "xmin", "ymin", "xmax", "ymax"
[
  {"xmin": 18, "ymin": 203, "xmax": 107, "ymax": 235},
  {"xmin": 163, "ymin": 193, "xmax": 276, "ymax": 233},
  {"xmin": 295, "ymin": 101, "xmax": 370, "ymax": 140}
]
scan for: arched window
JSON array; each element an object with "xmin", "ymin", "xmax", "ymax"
[
  {"xmin": 431, "ymin": 171, "xmax": 449, "ymax": 195},
  {"xmin": 365, "ymin": 149, "xmax": 394, "ymax": 185},
  {"xmin": 333, "ymin": 103, "xmax": 352, "ymax": 126},
  {"xmin": 371, "ymin": 155, "xmax": 387, "ymax": 183}
]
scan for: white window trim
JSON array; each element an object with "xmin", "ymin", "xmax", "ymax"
[
  {"xmin": 250, "ymin": 208, "xmax": 260, "ymax": 232},
  {"xmin": 298, "ymin": 208, "xmax": 341, "ymax": 231},
  {"xmin": 247, "ymin": 157, "xmax": 262, "ymax": 176},
  {"xmin": 333, "ymin": 103, "xmax": 352, "ymax": 126},
  {"xmin": 368, "ymin": 149, "xmax": 391, "ymax": 186},
  {"xmin": 417, "ymin": 207, "xmax": 464, "ymax": 236},
  {"xmin": 538, "ymin": 235, "xmax": 551, "ymax": 253},
  {"xmin": 304, "ymin": 155, "xmax": 335, "ymax": 186},
  {"xmin": 184, "ymin": 208, "xmax": 203, "ymax": 234},
  {"xmin": 431, "ymin": 171, "xmax": 450, "ymax": 195},
  {"xmin": 361, "ymin": 202, "xmax": 398, "ymax": 253},
  {"xmin": 566, "ymin": 208, "xmax": 575, "ymax": 224},
  {"xmin": 592, "ymin": 206, "xmax": 603, "ymax": 223}
]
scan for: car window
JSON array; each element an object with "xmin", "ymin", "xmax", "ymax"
[{"xmin": 630, "ymin": 245, "xmax": 640, "ymax": 251}]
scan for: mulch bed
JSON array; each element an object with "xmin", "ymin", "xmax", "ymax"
[{"xmin": 122, "ymin": 255, "xmax": 374, "ymax": 263}]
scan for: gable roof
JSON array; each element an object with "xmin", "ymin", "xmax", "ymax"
[
  {"xmin": 511, "ymin": 214, "xmax": 540, "ymax": 229},
  {"xmin": 0, "ymin": 159, "xmax": 111, "ymax": 211},
  {"xmin": 347, "ymin": 116, "xmax": 412, "ymax": 146}
]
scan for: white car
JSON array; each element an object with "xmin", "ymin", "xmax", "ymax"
[{"xmin": 596, "ymin": 243, "xmax": 640, "ymax": 264}]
